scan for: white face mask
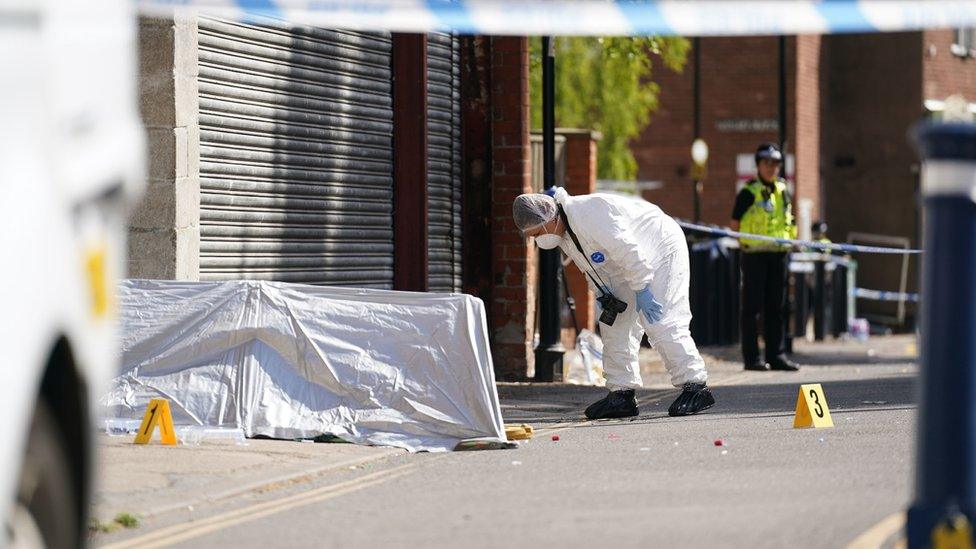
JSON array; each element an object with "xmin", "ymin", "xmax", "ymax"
[{"xmin": 535, "ymin": 233, "xmax": 563, "ymax": 250}]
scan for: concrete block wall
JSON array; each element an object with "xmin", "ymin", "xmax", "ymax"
[
  {"xmin": 489, "ymin": 36, "xmax": 535, "ymax": 380},
  {"xmin": 129, "ymin": 16, "xmax": 201, "ymax": 280}
]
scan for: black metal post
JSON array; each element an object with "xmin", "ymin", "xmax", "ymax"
[
  {"xmin": 832, "ymin": 264, "xmax": 847, "ymax": 337},
  {"xmin": 535, "ymin": 36, "xmax": 564, "ymax": 382},
  {"xmin": 779, "ymin": 35, "xmax": 792, "ymax": 353},
  {"xmin": 814, "ymin": 260, "xmax": 826, "ymax": 341},
  {"xmin": 793, "ymin": 270, "xmax": 807, "ymax": 338}
]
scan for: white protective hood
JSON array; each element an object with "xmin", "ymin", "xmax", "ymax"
[{"xmin": 101, "ymin": 280, "xmax": 507, "ymax": 452}]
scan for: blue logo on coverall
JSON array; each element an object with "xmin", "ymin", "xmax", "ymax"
[{"xmin": 591, "ymin": 252, "xmax": 606, "ymax": 263}]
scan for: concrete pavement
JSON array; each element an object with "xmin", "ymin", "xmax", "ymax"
[
  {"xmin": 92, "ymin": 435, "xmax": 404, "ymax": 524},
  {"xmin": 92, "ymin": 334, "xmax": 917, "ymax": 548}
]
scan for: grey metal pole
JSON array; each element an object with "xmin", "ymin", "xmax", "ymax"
[
  {"xmin": 907, "ymin": 121, "xmax": 976, "ymax": 547},
  {"xmin": 534, "ymin": 36, "xmax": 564, "ymax": 382}
]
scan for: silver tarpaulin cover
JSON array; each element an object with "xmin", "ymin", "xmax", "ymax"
[{"xmin": 101, "ymin": 280, "xmax": 506, "ymax": 452}]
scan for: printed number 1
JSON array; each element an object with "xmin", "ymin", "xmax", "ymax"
[
  {"xmin": 144, "ymin": 405, "xmax": 158, "ymax": 435},
  {"xmin": 809, "ymin": 390, "xmax": 824, "ymax": 418}
]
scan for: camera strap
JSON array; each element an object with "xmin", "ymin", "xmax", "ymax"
[{"xmin": 557, "ymin": 206, "xmax": 611, "ymax": 296}]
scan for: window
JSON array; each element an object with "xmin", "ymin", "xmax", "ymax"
[{"xmin": 951, "ymin": 28, "xmax": 975, "ymax": 58}]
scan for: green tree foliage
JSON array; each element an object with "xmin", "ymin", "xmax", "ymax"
[{"xmin": 530, "ymin": 37, "xmax": 689, "ymax": 181}]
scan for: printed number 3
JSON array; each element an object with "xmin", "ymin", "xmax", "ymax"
[{"xmin": 809, "ymin": 390, "xmax": 824, "ymax": 418}]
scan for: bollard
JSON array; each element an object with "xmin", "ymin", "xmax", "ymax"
[
  {"xmin": 793, "ymin": 269, "xmax": 808, "ymax": 340},
  {"xmin": 831, "ymin": 263, "xmax": 847, "ymax": 337},
  {"xmin": 908, "ymin": 122, "xmax": 976, "ymax": 548},
  {"xmin": 814, "ymin": 259, "xmax": 826, "ymax": 341}
]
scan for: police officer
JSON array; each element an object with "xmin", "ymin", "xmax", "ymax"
[
  {"xmin": 812, "ymin": 220, "xmax": 830, "ymax": 245},
  {"xmin": 730, "ymin": 143, "xmax": 800, "ymax": 372}
]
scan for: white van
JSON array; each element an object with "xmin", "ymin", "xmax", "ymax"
[{"xmin": 0, "ymin": 1, "xmax": 143, "ymax": 546}]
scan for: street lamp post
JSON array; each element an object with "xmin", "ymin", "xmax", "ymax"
[
  {"xmin": 535, "ymin": 36, "xmax": 564, "ymax": 382},
  {"xmin": 691, "ymin": 138, "xmax": 709, "ymax": 223}
]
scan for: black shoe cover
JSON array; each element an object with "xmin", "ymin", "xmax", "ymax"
[
  {"xmin": 584, "ymin": 389, "xmax": 639, "ymax": 420},
  {"xmin": 768, "ymin": 356, "xmax": 800, "ymax": 371},
  {"xmin": 744, "ymin": 361, "xmax": 769, "ymax": 371},
  {"xmin": 668, "ymin": 383, "xmax": 715, "ymax": 417}
]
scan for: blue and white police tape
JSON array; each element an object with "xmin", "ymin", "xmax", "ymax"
[
  {"xmin": 135, "ymin": 0, "xmax": 976, "ymax": 37},
  {"xmin": 854, "ymin": 288, "xmax": 920, "ymax": 302},
  {"xmin": 675, "ymin": 220, "xmax": 924, "ymax": 255}
]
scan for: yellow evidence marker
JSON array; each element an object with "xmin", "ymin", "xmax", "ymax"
[
  {"xmin": 793, "ymin": 384, "xmax": 834, "ymax": 429},
  {"xmin": 134, "ymin": 398, "xmax": 177, "ymax": 445}
]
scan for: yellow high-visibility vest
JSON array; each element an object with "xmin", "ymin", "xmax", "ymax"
[{"xmin": 739, "ymin": 178, "xmax": 796, "ymax": 252}]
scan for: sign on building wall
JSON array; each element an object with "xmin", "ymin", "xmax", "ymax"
[{"xmin": 715, "ymin": 118, "xmax": 779, "ymax": 133}]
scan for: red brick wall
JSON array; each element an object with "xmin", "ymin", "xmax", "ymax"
[
  {"xmin": 633, "ymin": 43, "xmax": 695, "ymax": 220},
  {"xmin": 635, "ymin": 36, "xmax": 821, "ymax": 229},
  {"xmin": 922, "ymin": 29, "xmax": 976, "ymax": 103},
  {"xmin": 794, "ymin": 35, "xmax": 822, "ymax": 223},
  {"xmin": 637, "ymin": 37, "xmax": 783, "ymax": 225},
  {"xmin": 489, "ymin": 36, "xmax": 535, "ymax": 380},
  {"xmin": 821, "ymin": 32, "xmax": 923, "ymax": 317},
  {"xmin": 561, "ymin": 130, "xmax": 599, "ymax": 334}
]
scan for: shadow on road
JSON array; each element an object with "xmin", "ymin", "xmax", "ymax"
[
  {"xmin": 499, "ymin": 375, "xmax": 916, "ymax": 426},
  {"xmin": 789, "ymin": 352, "xmax": 915, "ymax": 366}
]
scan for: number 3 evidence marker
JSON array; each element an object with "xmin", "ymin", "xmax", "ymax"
[{"xmin": 793, "ymin": 384, "xmax": 834, "ymax": 429}]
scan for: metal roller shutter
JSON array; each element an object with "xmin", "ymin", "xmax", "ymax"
[
  {"xmin": 427, "ymin": 33, "xmax": 463, "ymax": 292},
  {"xmin": 197, "ymin": 18, "xmax": 394, "ymax": 288}
]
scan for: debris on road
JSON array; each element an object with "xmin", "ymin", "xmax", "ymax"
[
  {"xmin": 714, "ymin": 439, "xmax": 726, "ymax": 446},
  {"xmin": 506, "ymin": 424, "xmax": 535, "ymax": 440},
  {"xmin": 551, "ymin": 435, "xmax": 560, "ymax": 441}
]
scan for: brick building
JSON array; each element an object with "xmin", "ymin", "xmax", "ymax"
[{"xmin": 634, "ymin": 29, "xmax": 976, "ymax": 324}]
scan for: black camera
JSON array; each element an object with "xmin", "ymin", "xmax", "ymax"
[{"xmin": 597, "ymin": 292, "xmax": 628, "ymax": 326}]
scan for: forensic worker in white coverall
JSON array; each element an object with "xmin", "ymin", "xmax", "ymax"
[{"xmin": 513, "ymin": 187, "xmax": 714, "ymax": 419}]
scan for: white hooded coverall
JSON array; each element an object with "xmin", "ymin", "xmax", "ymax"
[{"xmin": 552, "ymin": 188, "xmax": 708, "ymax": 390}]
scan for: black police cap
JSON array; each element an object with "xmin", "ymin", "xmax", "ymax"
[{"xmin": 755, "ymin": 142, "xmax": 783, "ymax": 163}]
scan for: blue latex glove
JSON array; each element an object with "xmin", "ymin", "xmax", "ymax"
[{"xmin": 636, "ymin": 285, "xmax": 664, "ymax": 324}]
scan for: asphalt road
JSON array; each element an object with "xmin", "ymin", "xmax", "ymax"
[{"xmin": 97, "ymin": 338, "xmax": 917, "ymax": 548}]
